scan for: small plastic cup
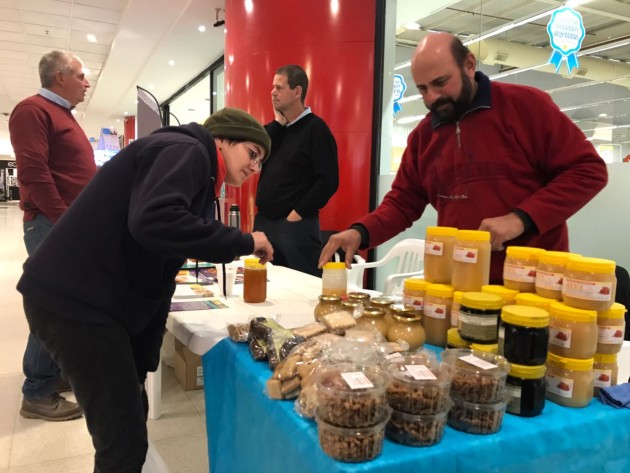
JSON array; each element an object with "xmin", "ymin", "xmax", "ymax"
[
  {"xmin": 385, "ymin": 407, "xmax": 449, "ymax": 446},
  {"xmin": 447, "ymin": 397, "xmax": 507, "ymax": 434}
]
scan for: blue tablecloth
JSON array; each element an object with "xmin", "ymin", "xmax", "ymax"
[{"xmin": 203, "ymin": 339, "xmax": 630, "ymax": 473}]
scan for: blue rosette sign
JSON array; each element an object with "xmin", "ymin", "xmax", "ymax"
[
  {"xmin": 547, "ymin": 7, "xmax": 585, "ymax": 74},
  {"xmin": 393, "ymin": 74, "xmax": 406, "ymax": 115}
]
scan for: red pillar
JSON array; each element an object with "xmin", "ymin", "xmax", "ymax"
[
  {"xmin": 223, "ymin": 0, "xmax": 376, "ymax": 233},
  {"xmin": 123, "ymin": 116, "xmax": 136, "ymax": 147}
]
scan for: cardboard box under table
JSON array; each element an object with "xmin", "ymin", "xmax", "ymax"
[{"xmin": 174, "ymin": 339, "xmax": 204, "ymax": 391}]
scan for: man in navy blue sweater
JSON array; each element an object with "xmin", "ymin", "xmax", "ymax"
[{"xmin": 254, "ymin": 65, "xmax": 339, "ymax": 276}]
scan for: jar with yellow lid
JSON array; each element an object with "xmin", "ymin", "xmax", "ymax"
[
  {"xmin": 347, "ymin": 291, "xmax": 371, "ymax": 306},
  {"xmin": 503, "ymin": 246, "xmax": 545, "ymax": 293},
  {"xmin": 469, "ymin": 343, "xmax": 498, "ymax": 354},
  {"xmin": 447, "ymin": 327, "xmax": 470, "ymax": 349},
  {"xmin": 356, "ymin": 306, "xmax": 389, "ymax": 338},
  {"xmin": 481, "ymin": 285, "xmax": 519, "ymax": 306},
  {"xmin": 314, "ymin": 295, "xmax": 343, "ymax": 322},
  {"xmin": 423, "ymin": 284, "xmax": 453, "ymax": 347},
  {"xmin": 562, "ymin": 257, "xmax": 617, "ymax": 311},
  {"xmin": 450, "ymin": 291, "xmax": 463, "ymax": 328},
  {"xmin": 424, "ymin": 226, "xmax": 457, "ymax": 284},
  {"xmin": 451, "ymin": 230, "xmax": 491, "ymax": 292},
  {"xmin": 341, "ymin": 299, "xmax": 364, "ymax": 318},
  {"xmin": 593, "ymin": 352, "xmax": 618, "ymax": 396},
  {"xmin": 515, "ymin": 292, "xmax": 555, "ymax": 311},
  {"xmin": 458, "ymin": 292, "xmax": 503, "ymax": 343},
  {"xmin": 548, "ymin": 302, "xmax": 597, "ymax": 359},
  {"xmin": 596, "ymin": 302, "xmax": 626, "ymax": 354},
  {"xmin": 506, "ymin": 364, "xmax": 546, "ymax": 417},
  {"xmin": 386, "ymin": 312, "xmax": 425, "ymax": 350},
  {"xmin": 545, "ymin": 353, "xmax": 594, "ymax": 408},
  {"xmin": 402, "ymin": 278, "xmax": 428, "ymax": 315},
  {"xmin": 243, "ymin": 258, "xmax": 267, "ymax": 303},
  {"xmin": 321, "ymin": 262, "xmax": 347, "ymax": 297},
  {"xmin": 498, "ymin": 305, "xmax": 549, "ymax": 365},
  {"xmin": 535, "ymin": 251, "xmax": 579, "ymax": 300}
]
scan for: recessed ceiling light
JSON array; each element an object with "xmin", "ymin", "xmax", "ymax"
[
  {"xmin": 599, "ymin": 113, "xmax": 608, "ymax": 117},
  {"xmin": 86, "ymin": 34, "xmax": 97, "ymax": 42},
  {"xmin": 198, "ymin": 25, "xmax": 206, "ymax": 32},
  {"xmin": 168, "ymin": 59, "xmax": 175, "ymax": 66}
]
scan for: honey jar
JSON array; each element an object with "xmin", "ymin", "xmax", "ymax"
[
  {"xmin": 243, "ymin": 258, "xmax": 267, "ymax": 303},
  {"xmin": 451, "ymin": 230, "xmax": 491, "ymax": 292},
  {"xmin": 386, "ymin": 312, "xmax": 425, "ymax": 350},
  {"xmin": 370, "ymin": 297, "xmax": 395, "ymax": 325},
  {"xmin": 515, "ymin": 292, "xmax": 555, "ymax": 312},
  {"xmin": 503, "ymin": 246, "xmax": 545, "ymax": 293},
  {"xmin": 356, "ymin": 307, "xmax": 389, "ymax": 338},
  {"xmin": 548, "ymin": 302, "xmax": 597, "ymax": 359},
  {"xmin": 498, "ymin": 305, "xmax": 549, "ymax": 365},
  {"xmin": 506, "ymin": 364, "xmax": 546, "ymax": 417},
  {"xmin": 423, "ymin": 284, "xmax": 453, "ymax": 347},
  {"xmin": 458, "ymin": 292, "xmax": 503, "ymax": 343},
  {"xmin": 314, "ymin": 295, "xmax": 343, "ymax": 322},
  {"xmin": 347, "ymin": 291, "xmax": 371, "ymax": 306},
  {"xmin": 596, "ymin": 302, "xmax": 626, "ymax": 354},
  {"xmin": 322, "ymin": 262, "xmax": 347, "ymax": 297},
  {"xmin": 424, "ymin": 226, "xmax": 457, "ymax": 284},
  {"xmin": 545, "ymin": 353, "xmax": 594, "ymax": 408},
  {"xmin": 402, "ymin": 278, "xmax": 428, "ymax": 314},
  {"xmin": 481, "ymin": 285, "xmax": 519, "ymax": 306},
  {"xmin": 341, "ymin": 300, "xmax": 364, "ymax": 318},
  {"xmin": 562, "ymin": 257, "xmax": 617, "ymax": 311},
  {"xmin": 535, "ymin": 251, "xmax": 578, "ymax": 301},
  {"xmin": 593, "ymin": 352, "xmax": 618, "ymax": 396}
]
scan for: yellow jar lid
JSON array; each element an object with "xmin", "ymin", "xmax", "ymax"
[
  {"xmin": 426, "ymin": 226, "xmax": 458, "ymax": 237},
  {"xmin": 594, "ymin": 352, "xmax": 618, "ymax": 363},
  {"xmin": 547, "ymin": 352, "xmax": 594, "ymax": 371},
  {"xmin": 244, "ymin": 257, "xmax": 265, "ymax": 268},
  {"xmin": 470, "ymin": 343, "xmax": 498, "ymax": 354},
  {"xmin": 426, "ymin": 283, "xmax": 454, "ymax": 298},
  {"xmin": 501, "ymin": 304, "xmax": 550, "ymax": 328},
  {"xmin": 461, "ymin": 292, "xmax": 503, "ymax": 310},
  {"xmin": 455, "ymin": 229, "xmax": 490, "ymax": 241},
  {"xmin": 453, "ymin": 291, "xmax": 463, "ymax": 303},
  {"xmin": 447, "ymin": 328, "xmax": 470, "ymax": 348},
  {"xmin": 323, "ymin": 262, "xmax": 346, "ymax": 270},
  {"xmin": 509, "ymin": 363, "xmax": 546, "ymax": 379},
  {"xmin": 505, "ymin": 246, "xmax": 545, "ymax": 260},
  {"xmin": 549, "ymin": 301, "xmax": 597, "ymax": 323},
  {"xmin": 566, "ymin": 256, "xmax": 616, "ymax": 274},
  {"xmin": 538, "ymin": 251, "xmax": 580, "ymax": 266},
  {"xmin": 404, "ymin": 277, "xmax": 428, "ymax": 291},
  {"xmin": 515, "ymin": 293, "xmax": 556, "ymax": 311},
  {"xmin": 481, "ymin": 285, "xmax": 519, "ymax": 302},
  {"xmin": 597, "ymin": 302, "xmax": 626, "ymax": 320}
]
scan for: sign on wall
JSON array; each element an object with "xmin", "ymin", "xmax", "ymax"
[
  {"xmin": 393, "ymin": 74, "xmax": 406, "ymax": 114},
  {"xmin": 547, "ymin": 7, "xmax": 586, "ymax": 75}
]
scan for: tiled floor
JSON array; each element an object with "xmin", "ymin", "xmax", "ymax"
[{"xmin": 0, "ymin": 201, "xmax": 208, "ymax": 473}]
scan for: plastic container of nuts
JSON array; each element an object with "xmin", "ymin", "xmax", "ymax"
[
  {"xmin": 385, "ymin": 406, "xmax": 450, "ymax": 446},
  {"xmin": 447, "ymin": 397, "xmax": 507, "ymax": 434},
  {"xmin": 316, "ymin": 363, "xmax": 391, "ymax": 428},
  {"xmin": 386, "ymin": 352, "xmax": 452, "ymax": 415},
  {"xmin": 440, "ymin": 348, "xmax": 511, "ymax": 403},
  {"xmin": 316, "ymin": 406, "xmax": 391, "ymax": 462}
]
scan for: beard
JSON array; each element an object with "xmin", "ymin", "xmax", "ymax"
[{"xmin": 429, "ymin": 72, "xmax": 474, "ymax": 122}]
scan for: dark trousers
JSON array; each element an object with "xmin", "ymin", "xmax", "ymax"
[
  {"xmin": 23, "ymin": 297, "xmax": 148, "ymax": 473},
  {"xmin": 254, "ymin": 214, "xmax": 322, "ymax": 277},
  {"xmin": 22, "ymin": 214, "xmax": 61, "ymax": 400}
]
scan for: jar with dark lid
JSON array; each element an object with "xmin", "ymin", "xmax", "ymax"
[
  {"xmin": 593, "ymin": 352, "xmax": 618, "ymax": 396},
  {"xmin": 548, "ymin": 302, "xmax": 597, "ymax": 359},
  {"xmin": 314, "ymin": 295, "xmax": 343, "ymax": 322},
  {"xmin": 596, "ymin": 302, "xmax": 626, "ymax": 354},
  {"xmin": 545, "ymin": 353, "xmax": 593, "ymax": 408},
  {"xmin": 458, "ymin": 292, "xmax": 503, "ymax": 343},
  {"xmin": 423, "ymin": 284, "xmax": 453, "ymax": 347},
  {"xmin": 447, "ymin": 327, "xmax": 470, "ymax": 349},
  {"xmin": 341, "ymin": 300, "xmax": 364, "ymax": 318},
  {"xmin": 386, "ymin": 311, "xmax": 425, "ymax": 350},
  {"xmin": 424, "ymin": 226, "xmax": 458, "ymax": 284},
  {"xmin": 481, "ymin": 285, "xmax": 519, "ymax": 307},
  {"xmin": 498, "ymin": 305, "xmax": 549, "ymax": 365},
  {"xmin": 347, "ymin": 291, "xmax": 371, "ymax": 306},
  {"xmin": 502, "ymin": 246, "xmax": 545, "ymax": 293},
  {"xmin": 356, "ymin": 306, "xmax": 389, "ymax": 337},
  {"xmin": 506, "ymin": 364, "xmax": 546, "ymax": 417}
]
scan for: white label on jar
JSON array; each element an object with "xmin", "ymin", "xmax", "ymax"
[
  {"xmin": 451, "ymin": 309, "xmax": 460, "ymax": 327},
  {"xmin": 498, "ymin": 325, "xmax": 505, "ymax": 342},
  {"xmin": 549, "ymin": 327, "xmax": 572, "ymax": 348},
  {"xmin": 536, "ymin": 270, "xmax": 564, "ymax": 291},
  {"xmin": 506, "ymin": 384, "xmax": 522, "ymax": 415},
  {"xmin": 546, "ymin": 373, "xmax": 574, "ymax": 398},
  {"xmin": 385, "ymin": 352, "xmax": 405, "ymax": 362},
  {"xmin": 459, "ymin": 313, "xmax": 498, "ymax": 326},
  {"xmin": 504, "ymin": 263, "xmax": 537, "ymax": 283},
  {"xmin": 424, "ymin": 301, "xmax": 447, "ymax": 319},
  {"xmin": 562, "ymin": 277, "xmax": 613, "ymax": 302},
  {"xmin": 593, "ymin": 369, "xmax": 613, "ymax": 388},
  {"xmin": 403, "ymin": 295, "xmax": 423, "ymax": 311},
  {"xmin": 341, "ymin": 372, "xmax": 374, "ymax": 389},
  {"xmin": 453, "ymin": 246, "xmax": 478, "ymax": 263},
  {"xmin": 459, "ymin": 354, "xmax": 497, "ymax": 370},
  {"xmin": 597, "ymin": 325, "xmax": 625, "ymax": 345},
  {"xmin": 405, "ymin": 364, "xmax": 437, "ymax": 380},
  {"xmin": 425, "ymin": 240, "xmax": 444, "ymax": 256}
]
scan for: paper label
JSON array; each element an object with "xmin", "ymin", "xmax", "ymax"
[
  {"xmin": 546, "ymin": 373, "xmax": 573, "ymax": 398},
  {"xmin": 459, "ymin": 354, "xmax": 497, "ymax": 370},
  {"xmin": 460, "ymin": 313, "xmax": 498, "ymax": 326},
  {"xmin": 405, "ymin": 364, "xmax": 437, "ymax": 380},
  {"xmin": 453, "ymin": 246, "xmax": 478, "ymax": 263},
  {"xmin": 385, "ymin": 352, "xmax": 404, "ymax": 362},
  {"xmin": 597, "ymin": 325, "xmax": 624, "ymax": 345},
  {"xmin": 536, "ymin": 270, "xmax": 564, "ymax": 291},
  {"xmin": 425, "ymin": 240, "xmax": 444, "ymax": 256},
  {"xmin": 562, "ymin": 277, "xmax": 613, "ymax": 302},
  {"xmin": 196, "ymin": 366, "xmax": 204, "ymax": 386},
  {"xmin": 341, "ymin": 372, "xmax": 374, "ymax": 389},
  {"xmin": 549, "ymin": 327, "xmax": 572, "ymax": 348},
  {"xmin": 506, "ymin": 384, "xmax": 522, "ymax": 414},
  {"xmin": 593, "ymin": 369, "xmax": 613, "ymax": 388},
  {"xmin": 450, "ymin": 309, "xmax": 460, "ymax": 327},
  {"xmin": 424, "ymin": 301, "xmax": 447, "ymax": 319},
  {"xmin": 403, "ymin": 295, "xmax": 424, "ymax": 311},
  {"xmin": 504, "ymin": 263, "xmax": 537, "ymax": 282},
  {"xmin": 498, "ymin": 325, "xmax": 505, "ymax": 341}
]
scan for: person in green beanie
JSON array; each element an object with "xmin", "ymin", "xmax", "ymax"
[{"xmin": 16, "ymin": 107, "xmax": 273, "ymax": 473}]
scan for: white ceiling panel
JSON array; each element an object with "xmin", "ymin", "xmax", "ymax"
[
  {"xmin": 76, "ymin": 0, "xmax": 127, "ymax": 9},
  {"xmin": 70, "ymin": 18, "xmax": 118, "ymax": 35},
  {"xmin": 23, "ymin": 23, "xmax": 68, "ymax": 39},
  {"xmin": 0, "ymin": 20, "xmax": 23, "ymax": 32},
  {"xmin": 0, "ymin": 40, "xmax": 28, "ymax": 52},
  {"xmin": 0, "ymin": 31, "xmax": 26, "ymax": 42},
  {"xmin": 20, "ymin": 11, "xmax": 70, "ymax": 28},
  {"xmin": 27, "ymin": 33, "xmax": 68, "ymax": 48},
  {"xmin": 0, "ymin": 7, "xmax": 21, "ymax": 22},
  {"xmin": 19, "ymin": 0, "xmax": 71, "ymax": 16},
  {"xmin": 0, "ymin": 49, "xmax": 27, "ymax": 60},
  {"xmin": 68, "ymin": 40, "xmax": 110, "ymax": 54},
  {"xmin": 72, "ymin": 4, "xmax": 122, "ymax": 23}
]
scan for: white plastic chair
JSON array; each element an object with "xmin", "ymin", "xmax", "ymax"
[{"xmin": 347, "ymin": 239, "xmax": 425, "ymax": 295}]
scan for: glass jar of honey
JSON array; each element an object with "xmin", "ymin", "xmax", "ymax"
[
  {"xmin": 423, "ymin": 284, "xmax": 453, "ymax": 347},
  {"xmin": 386, "ymin": 312, "xmax": 425, "ymax": 350},
  {"xmin": 481, "ymin": 285, "xmax": 519, "ymax": 306},
  {"xmin": 341, "ymin": 299, "xmax": 363, "ymax": 318},
  {"xmin": 356, "ymin": 307, "xmax": 389, "ymax": 338},
  {"xmin": 458, "ymin": 292, "xmax": 503, "ymax": 343},
  {"xmin": 347, "ymin": 291, "xmax": 371, "ymax": 306},
  {"xmin": 314, "ymin": 295, "xmax": 343, "ymax": 322},
  {"xmin": 503, "ymin": 246, "xmax": 545, "ymax": 293},
  {"xmin": 243, "ymin": 258, "xmax": 267, "ymax": 303},
  {"xmin": 545, "ymin": 353, "xmax": 593, "ymax": 408},
  {"xmin": 548, "ymin": 302, "xmax": 597, "ymax": 359},
  {"xmin": 370, "ymin": 297, "xmax": 395, "ymax": 325},
  {"xmin": 451, "ymin": 230, "xmax": 491, "ymax": 292},
  {"xmin": 515, "ymin": 292, "xmax": 555, "ymax": 312},
  {"xmin": 593, "ymin": 352, "xmax": 618, "ymax": 396},
  {"xmin": 424, "ymin": 226, "xmax": 457, "ymax": 284},
  {"xmin": 535, "ymin": 251, "xmax": 578, "ymax": 301},
  {"xmin": 562, "ymin": 257, "xmax": 617, "ymax": 311},
  {"xmin": 402, "ymin": 278, "xmax": 428, "ymax": 315},
  {"xmin": 321, "ymin": 262, "xmax": 347, "ymax": 297},
  {"xmin": 596, "ymin": 302, "xmax": 626, "ymax": 354}
]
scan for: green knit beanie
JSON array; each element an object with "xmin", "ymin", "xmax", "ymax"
[{"xmin": 203, "ymin": 107, "xmax": 271, "ymax": 160}]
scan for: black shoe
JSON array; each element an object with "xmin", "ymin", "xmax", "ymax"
[
  {"xmin": 54, "ymin": 376, "xmax": 72, "ymax": 394},
  {"xmin": 20, "ymin": 393, "xmax": 83, "ymax": 421}
]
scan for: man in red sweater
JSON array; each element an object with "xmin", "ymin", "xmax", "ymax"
[
  {"xmin": 9, "ymin": 50, "xmax": 95, "ymax": 421},
  {"xmin": 319, "ymin": 33, "xmax": 607, "ymax": 282}
]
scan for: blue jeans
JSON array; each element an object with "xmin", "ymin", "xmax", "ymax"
[{"xmin": 22, "ymin": 214, "xmax": 61, "ymax": 400}]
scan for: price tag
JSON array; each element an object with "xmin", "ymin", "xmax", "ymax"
[
  {"xmin": 405, "ymin": 364, "xmax": 437, "ymax": 380},
  {"xmin": 460, "ymin": 354, "xmax": 497, "ymax": 370},
  {"xmin": 341, "ymin": 372, "xmax": 374, "ymax": 389}
]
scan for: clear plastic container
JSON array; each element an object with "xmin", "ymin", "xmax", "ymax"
[
  {"xmin": 451, "ymin": 230, "xmax": 491, "ymax": 292},
  {"xmin": 450, "ymin": 291, "xmax": 463, "ymax": 328},
  {"xmin": 440, "ymin": 348, "xmax": 511, "ymax": 403},
  {"xmin": 314, "ymin": 295, "xmax": 343, "ymax": 322},
  {"xmin": 448, "ymin": 397, "xmax": 507, "ymax": 434},
  {"xmin": 562, "ymin": 257, "xmax": 617, "ymax": 311},
  {"xmin": 423, "ymin": 284, "xmax": 453, "ymax": 347},
  {"xmin": 424, "ymin": 226, "xmax": 458, "ymax": 284},
  {"xmin": 386, "ymin": 311, "xmax": 426, "ymax": 351},
  {"xmin": 458, "ymin": 292, "xmax": 503, "ymax": 343},
  {"xmin": 402, "ymin": 278, "xmax": 428, "ymax": 314},
  {"xmin": 481, "ymin": 285, "xmax": 519, "ymax": 306},
  {"xmin": 385, "ymin": 408, "xmax": 449, "ymax": 446},
  {"xmin": 593, "ymin": 352, "xmax": 618, "ymax": 396},
  {"xmin": 535, "ymin": 251, "xmax": 578, "ymax": 300},
  {"xmin": 506, "ymin": 364, "xmax": 546, "ymax": 417},
  {"xmin": 356, "ymin": 307, "xmax": 389, "ymax": 338},
  {"xmin": 322, "ymin": 262, "xmax": 347, "ymax": 297},
  {"xmin": 446, "ymin": 327, "xmax": 470, "ymax": 349},
  {"xmin": 498, "ymin": 304, "xmax": 549, "ymax": 365},
  {"xmin": 503, "ymin": 246, "xmax": 545, "ymax": 292},
  {"xmin": 243, "ymin": 257, "xmax": 267, "ymax": 303},
  {"xmin": 596, "ymin": 302, "xmax": 626, "ymax": 354},
  {"xmin": 548, "ymin": 302, "xmax": 597, "ymax": 359},
  {"xmin": 545, "ymin": 353, "xmax": 594, "ymax": 408},
  {"xmin": 515, "ymin": 292, "xmax": 556, "ymax": 311}
]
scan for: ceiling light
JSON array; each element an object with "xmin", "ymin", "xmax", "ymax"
[
  {"xmin": 599, "ymin": 113, "xmax": 608, "ymax": 117},
  {"xmin": 464, "ymin": 10, "xmax": 553, "ymax": 45},
  {"xmin": 404, "ymin": 22, "xmax": 421, "ymax": 30},
  {"xmin": 394, "ymin": 61, "xmax": 411, "ymax": 71},
  {"xmin": 168, "ymin": 60, "xmax": 175, "ymax": 66},
  {"xmin": 124, "ymin": 111, "xmax": 128, "ymax": 115},
  {"xmin": 198, "ymin": 25, "xmax": 206, "ymax": 32},
  {"xmin": 86, "ymin": 34, "xmax": 97, "ymax": 43}
]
